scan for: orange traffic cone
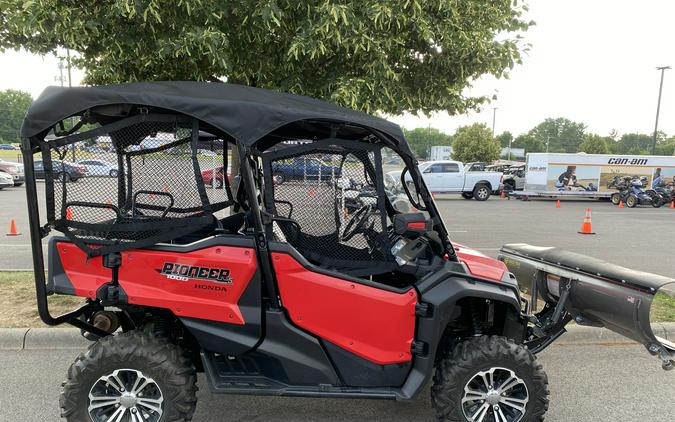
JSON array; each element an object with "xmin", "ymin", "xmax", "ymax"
[
  {"xmin": 555, "ymin": 200, "xmax": 561, "ymax": 208},
  {"xmin": 618, "ymin": 200, "xmax": 623, "ymax": 209},
  {"xmin": 66, "ymin": 207, "xmax": 73, "ymax": 220},
  {"xmin": 578, "ymin": 208, "xmax": 595, "ymax": 235},
  {"xmin": 6, "ymin": 219, "xmax": 20, "ymax": 236},
  {"xmin": 670, "ymin": 201, "xmax": 675, "ymax": 209}
]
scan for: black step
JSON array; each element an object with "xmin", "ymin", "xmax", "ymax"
[{"xmin": 201, "ymin": 351, "xmax": 398, "ymax": 399}]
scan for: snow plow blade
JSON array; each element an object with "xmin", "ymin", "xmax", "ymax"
[{"xmin": 499, "ymin": 243, "xmax": 675, "ymax": 370}]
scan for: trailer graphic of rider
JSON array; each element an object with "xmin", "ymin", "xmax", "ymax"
[
  {"xmin": 652, "ymin": 168, "xmax": 663, "ymax": 188},
  {"xmin": 556, "ymin": 166, "xmax": 578, "ymax": 189}
]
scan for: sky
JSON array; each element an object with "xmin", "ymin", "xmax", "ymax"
[{"xmin": 0, "ymin": 0, "xmax": 673, "ymax": 139}]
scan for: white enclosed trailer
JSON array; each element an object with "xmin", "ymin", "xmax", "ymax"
[{"xmin": 510, "ymin": 153, "xmax": 675, "ymax": 199}]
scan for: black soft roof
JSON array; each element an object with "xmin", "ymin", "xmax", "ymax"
[{"xmin": 21, "ymin": 81, "xmax": 406, "ymax": 149}]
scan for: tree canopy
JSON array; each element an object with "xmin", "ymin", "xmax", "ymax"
[
  {"xmin": 579, "ymin": 134, "xmax": 609, "ymax": 154},
  {"xmin": 0, "ymin": 0, "xmax": 531, "ymax": 115},
  {"xmin": 403, "ymin": 127, "xmax": 453, "ymax": 159},
  {"xmin": 528, "ymin": 117, "xmax": 586, "ymax": 153},
  {"xmin": 0, "ymin": 89, "xmax": 32, "ymax": 143},
  {"xmin": 451, "ymin": 123, "xmax": 500, "ymax": 163},
  {"xmin": 495, "ymin": 131, "xmax": 514, "ymax": 148},
  {"xmin": 512, "ymin": 133, "xmax": 544, "ymax": 154}
]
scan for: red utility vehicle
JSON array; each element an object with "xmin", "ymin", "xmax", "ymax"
[{"xmin": 20, "ymin": 82, "xmax": 673, "ymax": 422}]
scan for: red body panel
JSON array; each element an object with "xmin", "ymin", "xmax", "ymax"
[
  {"xmin": 272, "ymin": 253, "xmax": 417, "ymax": 365},
  {"xmin": 56, "ymin": 242, "xmax": 256, "ymax": 324},
  {"xmin": 454, "ymin": 243, "xmax": 507, "ymax": 282}
]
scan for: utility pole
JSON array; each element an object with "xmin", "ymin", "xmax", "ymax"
[
  {"xmin": 491, "ymin": 107, "xmax": 498, "ymax": 136},
  {"xmin": 652, "ymin": 66, "xmax": 671, "ymax": 155}
]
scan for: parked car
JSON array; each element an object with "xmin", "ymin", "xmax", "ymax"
[
  {"xmin": 198, "ymin": 149, "xmax": 218, "ymax": 157},
  {"xmin": 77, "ymin": 160, "xmax": 119, "ymax": 177},
  {"xmin": 415, "ymin": 160, "xmax": 503, "ymax": 201},
  {"xmin": 34, "ymin": 160, "xmax": 87, "ymax": 182},
  {"xmin": 0, "ymin": 160, "xmax": 25, "ymax": 186},
  {"xmin": 0, "ymin": 170, "xmax": 13, "ymax": 189},
  {"xmin": 271, "ymin": 157, "xmax": 341, "ymax": 184},
  {"xmin": 0, "ymin": 143, "xmax": 19, "ymax": 150},
  {"xmin": 201, "ymin": 166, "xmax": 231, "ymax": 188}
]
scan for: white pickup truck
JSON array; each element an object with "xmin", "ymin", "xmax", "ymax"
[{"xmin": 417, "ymin": 160, "xmax": 503, "ymax": 201}]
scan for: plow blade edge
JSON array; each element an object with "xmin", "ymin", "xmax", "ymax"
[{"xmin": 499, "ymin": 243, "xmax": 675, "ymax": 370}]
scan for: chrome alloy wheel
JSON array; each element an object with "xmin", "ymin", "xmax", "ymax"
[
  {"xmin": 88, "ymin": 368, "xmax": 164, "ymax": 422},
  {"xmin": 461, "ymin": 367, "xmax": 529, "ymax": 422}
]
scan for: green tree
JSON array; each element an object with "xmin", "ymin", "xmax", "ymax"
[
  {"xmin": 0, "ymin": 0, "xmax": 531, "ymax": 115},
  {"xmin": 451, "ymin": 123, "xmax": 500, "ymax": 163},
  {"xmin": 0, "ymin": 89, "xmax": 32, "ymax": 143},
  {"xmin": 579, "ymin": 134, "xmax": 609, "ymax": 154},
  {"xmin": 403, "ymin": 127, "xmax": 453, "ymax": 159},
  {"xmin": 655, "ymin": 136, "xmax": 675, "ymax": 156},
  {"xmin": 496, "ymin": 131, "xmax": 514, "ymax": 148},
  {"xmin": 528, "ymin": 118, "xmax": 586, "ymax": 153},
  {"xmin": 512, "ymin": 133, "xmax": 545, "ymax": 153},
  {"xmin": 610, "ymin": 133, "xmax": 652, "ymax": 155}
]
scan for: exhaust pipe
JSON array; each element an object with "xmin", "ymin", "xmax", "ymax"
[{"xmin": 499, "ymin": 244, "xmax": 674, "ymax": 370}]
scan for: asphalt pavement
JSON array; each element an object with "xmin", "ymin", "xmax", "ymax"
[{"xmin": 0, "ymin": 341, "xmax": 673, "ymax": 422}]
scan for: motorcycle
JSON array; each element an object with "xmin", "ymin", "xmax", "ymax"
[{"xmin": 612, "ymin": 178, "xmax": 662, "ymax": 208}]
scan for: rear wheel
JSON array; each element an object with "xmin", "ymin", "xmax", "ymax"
[
  {"xmin": 431, "ymin": 335, "xmax": 548, "ymax": 422},
  {"xmin": 626, "ymin": 194, "xmax": 638, "ymax": 208},
  {"xmin": 60, "ymin": 331, "xmax": 198, "ymax": 422},
  {"xmin": 461, "ymin": 192, "xmax": 474, "ymax": 200},
  {"xmin": 109, "ymin": 169, "xmax": 119, "ymax": 178},
  {"xmin": 473, "ymin": 184, "xmax": 491, "ymax": 201}
]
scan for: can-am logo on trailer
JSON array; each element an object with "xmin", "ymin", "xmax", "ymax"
[
  {"xmin": 607, "ymin": 158, "xmax": 648, "ymax": 165},
  {"xmin": 157, "ymin": 263, "xmax": 233, "ymax": 284}
]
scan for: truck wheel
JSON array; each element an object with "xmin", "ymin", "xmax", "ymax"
[
  {"xmin": 461, "ymin": 192, "xmax": 474, "ymax": 200},
  {"xmin": 60, "ymin": 331, "xmax": 198, "ymax": 422},
  {"xmin": 473, "ymin": 184, "xmax": 491, "ymax": 201},
  {"xmin": 431, "ymin": 335, "xmax": 548, "ymax": 422}
]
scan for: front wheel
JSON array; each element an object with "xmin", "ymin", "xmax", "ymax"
[
  {"xmin": 431, "ymin": 335, "xmax": 549, "ymax": 422},
  {"xmin": 60, "ymin": 331, "xmax": 198, "ymax": 422},
  {"xmin": 473, "ymin": 184, "xmax": 491, "ymax": 201}
]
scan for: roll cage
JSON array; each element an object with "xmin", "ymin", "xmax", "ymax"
[{"xmin": 20, "ymin": 83, "xmax": 456, "ymax": 337}]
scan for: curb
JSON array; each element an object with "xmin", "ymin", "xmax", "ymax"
[
  {"xmin": 1, "ymin": 323, "xmax": 674, "ymax": 350},
  {"xmin": 0, "ymin": 328, "xmax": 90, "ymax": 350}
]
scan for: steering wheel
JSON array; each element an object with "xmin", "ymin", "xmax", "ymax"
[{"xmin": 341, "ymin": 204, "xmax": 373, "ymax": 242}]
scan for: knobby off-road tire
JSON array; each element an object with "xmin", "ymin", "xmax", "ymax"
[
  {"xmin": 60, "ymin": 330, "xmax": 198, "ymax": 422},
  {"xmin": 431, "ymin": 336, "xmax": 549, "ymax": 422}
]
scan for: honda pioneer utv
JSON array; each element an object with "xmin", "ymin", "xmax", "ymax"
[{"xmin": 21, "ymin": 82, "xmax": 674, "ymax": 422}]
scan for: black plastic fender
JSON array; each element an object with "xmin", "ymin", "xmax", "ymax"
[{"xmin": 398, "ymin": 262, "xmax": 523, "ymax": 400}]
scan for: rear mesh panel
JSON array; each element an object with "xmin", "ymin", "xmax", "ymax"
[{"xmin": 40, "ymin": 115, "xmax": 231, "ymax": 256}]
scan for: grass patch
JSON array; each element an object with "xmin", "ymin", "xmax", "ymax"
[
  {"xmin": 0, "ymin": 272, "xmax": 83, "ymax": 328},
  {"xmin": 652, "ymin": 290, "xmax": 675, "ymax": 322},
  {"xmin": 0, "ymin": 149, "xmax": 22, "ymax": 161}
]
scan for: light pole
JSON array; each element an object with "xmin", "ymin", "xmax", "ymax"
[
  {"xmin": 491, "ymin": 107, "xmax": 498, "ymax": 136},
  {"xmin": 652, "ymin": 66, "xmax": 671, "ymax": 155}
]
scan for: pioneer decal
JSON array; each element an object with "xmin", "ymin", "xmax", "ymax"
[{"xmin": 157, "ymin": 263, "xmax": 233, "ymax": 284}]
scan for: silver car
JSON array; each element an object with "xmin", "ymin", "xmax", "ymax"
[
  {"xmin": 77, "ymin": 160, "xmax": 119, "ymax": 177},
  {"xmin": 0, "ymin": 170, "xmax": 14, "ymax": 189}
]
